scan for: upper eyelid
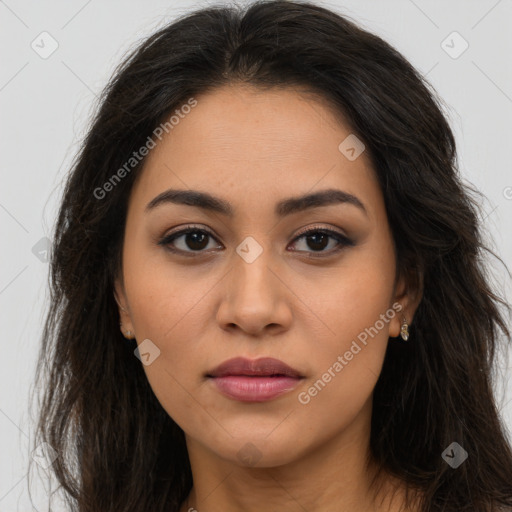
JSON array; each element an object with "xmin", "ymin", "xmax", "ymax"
[
  {"xmin": 163, "ymin": 224, "xmax": 218, "ymax": 241},
  {"xmin": 160, "ymin": 225, "xmax": 352, "ymax": 251},
  {"xmin": 162, "ymin": 224, "xmax": 348, "ymax": 241},
  {"xmin": 294, "ymin": 224, "xmax": 348, "ymax": 239}
]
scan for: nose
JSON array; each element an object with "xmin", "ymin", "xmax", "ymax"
[{"xmin": 215, "ymin": 243, "xmax": 293, "ymax": 337}]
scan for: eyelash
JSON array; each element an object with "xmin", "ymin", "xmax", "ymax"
[{"xmin": 157, "ymin": 224, "xmax": 355, "ymax": 258}]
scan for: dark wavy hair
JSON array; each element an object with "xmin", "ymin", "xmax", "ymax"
[{"xmin": 31, "ymin": 1, "xmax": 512, "ymax": 511}]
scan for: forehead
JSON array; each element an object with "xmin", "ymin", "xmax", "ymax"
[
  {"xmin": 130, "ymin": 84, "xmax": 381, "ymax": 220},
  {"xmin": 155, "ymin": 84, "xmax": 359, "ymax": 164}
]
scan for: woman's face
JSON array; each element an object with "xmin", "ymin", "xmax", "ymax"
[{"xmin": 115, "ymin": 84, "xmax": 412, "ymax": 468}]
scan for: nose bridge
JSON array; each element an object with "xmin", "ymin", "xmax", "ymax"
[
  {"xmin": 231, "ymin": 235, "xmax": 275, "ymax": 306},
  {"xmin": 216, "ymin": 234, "xmax": 291, "ymax": 334}
]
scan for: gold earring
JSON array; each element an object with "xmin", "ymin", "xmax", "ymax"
[{"xmin": 400, "ymin": 316, "xmax": 409, "ymax": 341}]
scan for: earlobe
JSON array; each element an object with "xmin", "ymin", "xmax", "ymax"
[
  {"xmin": 389, "ymin": 272, "xmax": 423, "ymax": 341},
  {"xmin": 113, "ymin": 279, "xmax": 135, "ymax": 339},
  {"xmin": 389, "ymin": 274, "xmax": 408, "ymax": 338},
  {"xmin": 389, "ymin": 303, "xmax": 404, "ymax": 338}
]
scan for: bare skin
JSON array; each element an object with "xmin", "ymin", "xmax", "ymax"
[{"xmin": 114, "ymin": 83, "xmax": 422, "ymax": 512}]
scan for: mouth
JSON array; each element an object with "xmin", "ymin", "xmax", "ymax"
[{"xmin": 206, "ymin": 357, "xmax": 305, "ymax": 402}]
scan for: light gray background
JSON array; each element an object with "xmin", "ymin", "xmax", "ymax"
[{"xmin": 1, "ymin": 0, "xmax": 511, "ymax": 510}]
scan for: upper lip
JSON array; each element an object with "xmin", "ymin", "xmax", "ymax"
[{"xmin": 206, "ymin": 357, "xmax": 303, "ymax": 378}]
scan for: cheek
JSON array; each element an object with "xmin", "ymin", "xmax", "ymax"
[
  {"xmin": 127, "ymin": 283, "xmax": 211, "ymax": 430},
  {"xmin": 127, "ymin": 275, "xmax": 211, "ymax": 371},
  {"xmin": 124, "ymin": 237, "xmax": 216, "ymax": 339},
  {"xmin": 294, "ymin": 293, "xmax": 394, "ymax": 437},
  {"xmin": 317, "ymin": 241, "xmax": 396, "ymax": 345},
  {"xmin": 299, "ymin": 241, "xmax": 396, "ymax": 406},
  {"xmin": 122, "ymin": 248, "xmax": 227, "ymax": 423}
]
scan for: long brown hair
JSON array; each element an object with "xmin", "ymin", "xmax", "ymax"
[{"xmin": 31, "ymin": 1, "xmax": 512, "ymax": 511}]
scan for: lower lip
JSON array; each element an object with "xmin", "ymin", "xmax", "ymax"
[{"xmin": 209, "ymin": 375, "xmax": 302, "ymax": 402}]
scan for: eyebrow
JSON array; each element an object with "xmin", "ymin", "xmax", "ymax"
[{"xmin": 145, "ymin": 188, "xmax": 367, "ymax": 218}]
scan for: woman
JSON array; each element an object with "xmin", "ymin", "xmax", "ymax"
[{"xmin": 32, "ymin": 1, "xmax": 512, "ymax": 511}]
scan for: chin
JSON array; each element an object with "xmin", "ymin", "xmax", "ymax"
[{"xmin": 212, "ymin": 430, "xmax": 307, "ymax": 469}]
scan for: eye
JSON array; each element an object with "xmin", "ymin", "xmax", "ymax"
[
  {"xmin": 158, "ymin": 225, "xmax": 221, "ymax": 256},
  {"xmin": 289, "ymin": 226, "xmax": 355, "ymax": 256},
  {"xmin": 158, "ymin": 224, "xmax": 355, "ymax": 257}
]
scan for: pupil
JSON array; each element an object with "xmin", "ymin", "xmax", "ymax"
[
  {"xmin": 307, "ymin": 233, "xmax": 328, "ymax": 251},
  {"xmin": 186, "ymin": 232, "xmax": 208, "ymax": 250}
]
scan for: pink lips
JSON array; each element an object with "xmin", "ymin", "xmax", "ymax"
[{"xmin": 206, "ymin": 357, "xmax": 304, "ymax": 402}]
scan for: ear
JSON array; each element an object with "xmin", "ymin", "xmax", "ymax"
[
  {"xmin": 114, "ymin": 277, "xmax": 134, "ymax": 337},
  {"xmin": 388, "ymin": 269, "xmax": 423, "ymax": 338}
]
